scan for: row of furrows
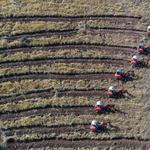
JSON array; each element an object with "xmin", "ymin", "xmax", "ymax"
[
  {"xmin": 0, "ymin": 5, "xmax": 148, "ymax": 150},
  {"xmin": 1, "ymin": 105, "xmax": 149, "ymax": 140},
  {"xmin": 2, "ymin": 127, "xmax": 124, "ymax": 144},
  {"xmin": 0, "ymin": 113, "xmax": 124, "ymax": 130},
  {"xmin": 0, "ymin": 67, "xmax": 137, "ymax": 99},
  {"xmin": 0, "ymin": 46, "xmax": 135, "ymax": 67},
  {"xmin": 0, "ymin": 96, "xmax": 143, "ymax": 122},
  {"xmin": 3, "ymin": 29, "xmax": 145, "ymax": 43},
  {"xmin": 1, "ymin": 97, "xmax": 148, "ymax": 131},
  {"xmin": 0, "ymin": 16, "xmax": 145, "ymax": 150}
]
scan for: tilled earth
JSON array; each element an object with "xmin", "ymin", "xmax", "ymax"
[{"xmin": 0, "ymin": 14, "xmax": 150, "ymax": 150}]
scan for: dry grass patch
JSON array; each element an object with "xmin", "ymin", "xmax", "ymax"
[
  {"xmin": 0, "ymin": 49, "xmax": 131, "ymax": 63},
  {"xmin": 0, "ymin": 63, "xmax": 123, "ymax": 77},
  {"xmin": 9, "ymin": 21, "xmax": 77, "ymax": 35},
  {"xmin": 1, "ymin": 32, "xmax": 150, "ymax": 49},
  {"xmin": 0, "ymin": 19, "xmax": 147, "ymax": 37},
  {"xmin": 0, "ymin": 78, "xmax": 117, "ymax": 96},
  {"xmin": 0, "ymin": 96, "xmax": 140, "ymax": 113},
  {"xmin": 0, "ymin": 0, "xmax": 150, "ymax": 20}
]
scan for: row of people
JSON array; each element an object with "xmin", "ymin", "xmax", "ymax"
[{"xmin": 90, "ymin": 44, "xmax": 150, "ymax": 132}]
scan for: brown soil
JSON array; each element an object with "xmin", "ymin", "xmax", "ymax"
[
  {"xmin": 5, "ymin": 139, "xmax": 150, "ymax": 150},
  {"xmin": 0, "ymin": 16, "xmax": 140, "ymax": 23},
  {"xmin": 0, "ymin": 15, "xmax": 147, "ymax": 150},
  {"xmin": 0, "ymin": 90, "xmax": 107, "ymax": 105},
  {"xmin": 57, "ymin": 90, "xmax": 108, "ymax": 98},
  {"xmin": 0, "ymin": 58, "xmax": 129, "ymax": 68},
  {"xmin": 6, "ymin": 31, "xmax": 75, "ymax": 42},
  {"xmin": 4, "ymin": 28, "xmax": 144, "ymax": 43},
  {"xmin": 0, "ymin": 74, "xmax": 115, "ymax": 83},
  {"xmin": 5, "ymin": 125, "xmax": 90, "ymax": 137},
  {"xmin": 0, "ymin": 107, "xmax": 97, "ymax": 121}
]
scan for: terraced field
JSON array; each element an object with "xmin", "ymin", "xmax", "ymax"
[{"xmin": 0, "ymin": 0, "xmax": 150, "ymax": 150}]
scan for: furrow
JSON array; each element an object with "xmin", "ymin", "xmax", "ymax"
[
  {"xmin": 0, "ymin": 58, "xmax": 129, "ymax": 68},
  {"xmin": 0, "ymin": 107, "xmax": 97, "ymax": 121},
  {"xmin": 0, "ymin": 16, "xmax": 140, "ymax": 23},
  {"xmin": 1, "ymin": 110, "xmax": 150, "ymax": 140},
  {"xmin": 3, "ymin": 29, "xmax": 145, "ymax": 43},
  {"xmin": 0, "ymin": 45, "xmax": 136, "ymax": 55},
  {"xmin": 4, "ymin": 125, "xmax": 90, "ymax": 138},
  {"xmin": 0, "ymin": 63, "xmax": 127, "ymax": 79},
  {"xmin": 0, "ymin": 19, "xmax": 145, "ymax": 38},
  {"xmin": 0, "ymin": 74, "xmax": 115, "ymax": 83},
  {"xmin": 0, "ymin": 90, "xmax": 108, "ymax": 105},
  {"xmin": 1, "ymin": 33, "xmax": 150, "ymax": 50},
  {"xmin": 5, "ymin": 31, "xmax": 76, "ymax": 43},
  {"xmin": 5, "ymin": 139, "xmax": 150, "ymax": 150},
  {"xmin": 0, "ymin": 78, "xmax": 118, "ymax": 99}
]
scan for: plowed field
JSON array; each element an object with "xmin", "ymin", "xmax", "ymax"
[{"xmin": 0, "ymin": 0, "xmax": 150, "ymax": 150}]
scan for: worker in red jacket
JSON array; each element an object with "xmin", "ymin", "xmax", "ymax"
[
  {"xmin": 130, "ymin": 55, "xmax": 139, "ymax": 66},
  {"xmin": 90, "ymin": 120, "xmax": 112, "ymax": 132},
  {"xmin": 107, "ymin": 86, "xmax": 128, "ymax": 98},
  {"xmin": 94, "ymin": 101, "xmax": 115, "ymax": 113},
  {"xmin": 131, "ymin": 55, "xmax": 150, "ymax": 67},
  {"xmin": 147, "ymin": 26, "xmax": 150, "ymax": 36},
  {"xmin": 115, "ymin": 69, "xmax": 134, "ymax": 81},
  {"xmin": 115, "ymin": 69, "xmax": 125, "ymax": 81},
  {"xmin": 137, "ymin": 43, "xmax": 148, "ymax": 54}
]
